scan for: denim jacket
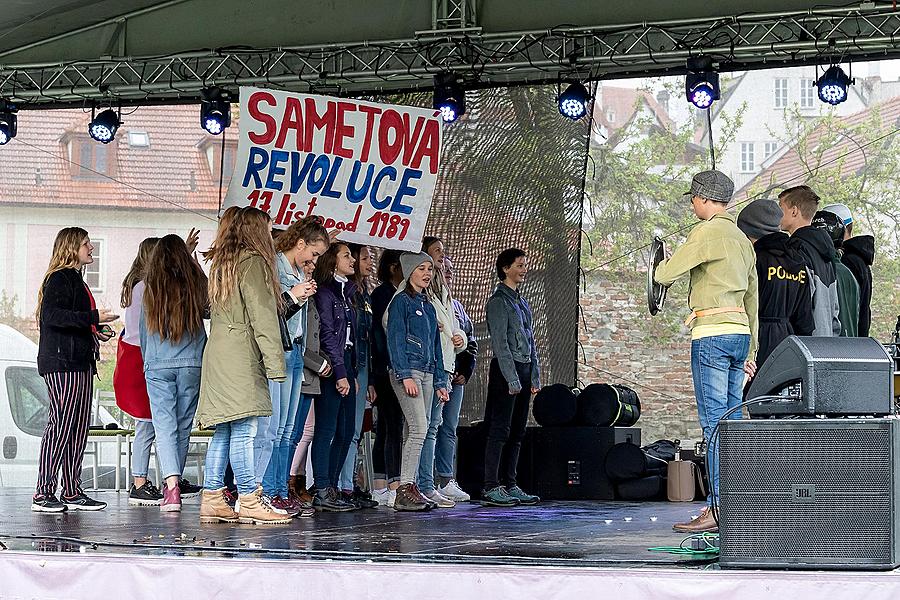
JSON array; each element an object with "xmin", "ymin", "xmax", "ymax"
[
  {"xmin": 485, "ymin": 283, "xmax": 540, "ymax": 390},
  {"xmin": 137, "ymin": 281, "xmax": 208, "ymax": 372},
  {"xmin": 354, "ymin": 287, "xmax": 373, "ymax": 374},
  {"xmin": 386, "ymin": 290, "xmax": 447, "ymax": 390},
  {"xmin": 276, "ymin": 252, "xmax": 306, "ymax": 342}
]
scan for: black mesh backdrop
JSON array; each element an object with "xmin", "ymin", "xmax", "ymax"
[{"xmin": 393, "ymin": 86, "xmax": 588, "ymax": 425}]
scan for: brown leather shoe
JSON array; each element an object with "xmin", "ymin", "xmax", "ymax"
[
  {"xmin": 199, "ymin": 488, "xmax": 239, "ymax": 523},
  {"xmin": 673, "ymin": 507, "xmax": 719, "ymax": 533},
  {"xmin": 394, "ymin": 483, "xmax": 428, "ymax": 512}
]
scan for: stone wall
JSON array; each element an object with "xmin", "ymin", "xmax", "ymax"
[{"xmin": 577, "ymin": 272, "xmax": 702, "ymax": 445}]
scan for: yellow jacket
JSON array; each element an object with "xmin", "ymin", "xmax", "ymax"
[{"xmin": 654, "ymin": 211, "xmax": 759, "ymax": 360}]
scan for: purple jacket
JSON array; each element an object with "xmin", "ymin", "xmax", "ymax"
[{"xmin": 313, "ymin": 277, "xmax": 357, "ymax": 381}]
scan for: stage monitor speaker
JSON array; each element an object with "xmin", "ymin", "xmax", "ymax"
[
  {"xmin": 719, "ymin": 418, "xmax": 900, "ymax": 570},
  {"xmin": 747, "ymin": 335, "xmax": 894, "ymax": 417},
  {"xmin": 530, "ymin": 426, "xmax": 640, "ymax": 500}
]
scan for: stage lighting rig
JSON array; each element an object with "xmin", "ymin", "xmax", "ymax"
[
  {"xmin": 685, "ymin": 56, "xmax": 720, "ymax": 110},
  {"xmin": 816, "ymin": 65, "xmax": 853, "ymax": 105},
  {"xmin": 201, "ymin": 87, "xmax": 232, "ymax": 135},
  {"xmin": 0, "ymin": 100, "xmax": 17, "ymax": 146},
  {"xmin": 88, "ymin": 106, "xmax": 121, "ymax": 144},
  {"xmin": 433, "ymin": 73, "xmax": 466, "ymax": 123},
  {"xmin": 558, "ymin": 82, "xmax": 591, "ymax": 120}
]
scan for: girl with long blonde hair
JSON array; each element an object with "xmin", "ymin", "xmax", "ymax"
[
  {"xmin": 33, "ymin": 227, "xmax": 118, "ymax": 513},
  {"xmin": 139, "ymin": 234, "xmax": 209, "ymax": 512},
  {"xmin": 114, "ymin": 237, "xmax": 164, "ymax": 507},
  {"xmin": 197, "ymin": 207, "xmax": 290, "ymax": 524}
]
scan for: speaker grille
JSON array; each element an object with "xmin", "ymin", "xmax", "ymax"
[
  {"xmin": 799, "ymin": 336, "xmax": 890, "ymax": 360},
  {"xmin": 719, "ymin": 420, "xmax": 898, "ymax": 567}
]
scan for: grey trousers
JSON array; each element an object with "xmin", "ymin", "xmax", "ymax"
[{"xmin": 390, "ymin": 369, "xmax": 434, "ymax": 485}]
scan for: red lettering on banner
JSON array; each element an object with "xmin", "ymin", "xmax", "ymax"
[
  {"xmin": 378, "ymin": 109, "xmax": 404, "ymax": 165},
  {"xmin": 358, "ymin": 105, "xmax": 381, "ymax": 162},
  {"xmin": 247, "ymin": 92, "xmax": 278, "ymax": 145},
  {"xmin": 304, "ymin": 98, "xmax": 337, "ymax": 154},
  {"xmin": 411, "ymin": 118, "xmax": 440, "ymax": 174},
  {"xmin": 333, "ymin": 102, "xmax": 357, "ymax": 159},
  {"xmin": 275, "ymin": 97, "xmax": 305, "ymax": 151},
  {"xmin": 400, "ymin": 114, "xmax": 425, "ymax": 166}
]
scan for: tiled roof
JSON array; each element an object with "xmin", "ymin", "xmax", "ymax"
[
  {"xmin": 594, "ymin": 86, "xmax": 674, "ymax": 140},
  {"xmin": 734, "ymin": 95, "xmax": 900, "ymax": 200},
  {"xmin": 0, "ymin": 105, "xmax": 233, "ymax": 212}
]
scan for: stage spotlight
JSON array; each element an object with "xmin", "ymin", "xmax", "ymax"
[
  {"xmin": 685, "ymin": 57, "xmax": 720, "ymax": 110},
  {"xmin": 201, "ymin": 87, "xmax": 232, "ymax": 135},
  {"xmin": 89, "ymin": 107, "xmax": 121, "ymax": 144},
  {"xmin": 433, "ymin": 73, "xmax": 466, "ymax": 123},
  {"xmin": 0, "ymin": 100, "xmax": 17, "ymax": 146},
  {"xmin": 558, "ymin": 82, "xmax": 591, "ymax": 120},
  {"xmin": 816, "ymin": 65, "xmax": 853, "ymax": 105}
]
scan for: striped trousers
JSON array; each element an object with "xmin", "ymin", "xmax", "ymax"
[{"xmin": 35, "ymin": 371, "xmax": 93, "ymax": 498}]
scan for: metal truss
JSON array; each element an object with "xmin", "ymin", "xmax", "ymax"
[{"xmin": 3, "ymin": 4, "xmax": 900, "ymax": 108}]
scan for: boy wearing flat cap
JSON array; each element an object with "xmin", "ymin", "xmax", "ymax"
[{"xmin": 654, "ymin": 169, "xmax": 758, "ymax": 534}]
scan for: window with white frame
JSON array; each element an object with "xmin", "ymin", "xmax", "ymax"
[
  {"xmin": 800, "ymin": 79, "xmax": 816, "ymax": 108},
  {"xmin": 774, "ymin": 78, "xmax": 789, "ymax": 108},
  {"xmin": 740, "ymin": 142, "xmax": 756, "ymax": 172},
  {"xmin": 83, "ymin": 238, "xmax": 105, "ymax": 292},
  {"xmin": 764, "ymin": 141, "xmax": 778, "ymax": 160}
]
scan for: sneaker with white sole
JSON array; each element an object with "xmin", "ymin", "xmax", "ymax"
[
  {"xmin": 32, "ymin": 494, "xmax": 67, "ymax": 513},
  {"xmin": 128, "ymin": 481, "xmax": 163, "ymax": 506},
  {"xmin": 160, "ymin": 484, "xmax": 182, "ymax": 512},
  {"xmin": 423, "ymin": 489, "xmax": 456, "ymax": 508},
  {"xmin": 372, "ymin": 488, "xmax": 392, "ymax": 506},
  {"xmin": 438, "ymin": 479, "xmax": 471, "ymax": 502},
  {"xmin": 388, "ymin": 489, "xmax": 396, "ymax": 507}
]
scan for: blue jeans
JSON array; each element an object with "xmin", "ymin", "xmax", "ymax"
[
  {"xmin": 145, "ymin": 367, "xmax": 201, "ymax": 480},
  {"xmin": 256, "ymin": 343, "xmax": 304, "ymax": 497},
  {"xmin": 311, "ymin": 349, "xmax": 357, "ymax": 490},
  {"xmin": 338, "ymin": 366, "xmax": 368, "ymax": 491},
  {"xmin": 131, "ymin": 418, "xmax": 156, "ymax": 479},
  {"xmin": 690, "ymin": 334, "xmax": 750, "ymax": 506},
  {"xmin": 434, "ymin": 382, "xmax": 465, "ymax": 479},
  {"xmin": 417, "ymin": 374, "xmax": 450, "ymax": 494},
  {"xmin": 204, "ymin": 416, "xmax": 258, "ymax": 495}
]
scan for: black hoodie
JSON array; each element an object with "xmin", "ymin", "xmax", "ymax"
[
  {"xmin": 753, "ymin": 233, "xmax": 815, "ymax": 365},
  {"xmin": 842, "ymin": 235, "xmax": 875, "ymax": 337},
  {"xmin": 787, "ymin": 226, "xmax": 841, "ymax": 336}
]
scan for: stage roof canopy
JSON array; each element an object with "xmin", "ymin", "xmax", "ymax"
[{"xmin": 3, "ymin": 0, "xmax": 900, "ymax": 107}]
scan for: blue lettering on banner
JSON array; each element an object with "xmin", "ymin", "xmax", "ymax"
[
  {"xmin": 265, "ymin": 150, "xmax": 289, "ymax": 191},
  {"xmin": 391, "ymin": 168, "xmax": 421, "ymax": 214},
  {"xmin": 370, "ymin": 166, "xmax": 397, "ymax": 210},
  {"xmin": 243, "ymin": 147, "xmax": 269, "ymax": 188}
]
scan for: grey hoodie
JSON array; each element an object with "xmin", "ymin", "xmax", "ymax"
[{"xmin": 788, "ymin": 226, "xmax": 841, "ymax": 336}]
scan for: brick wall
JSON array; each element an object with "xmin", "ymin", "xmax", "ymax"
[{"xmin": 577, "ymin": 272, "xmax": 702, "ymax": 445}]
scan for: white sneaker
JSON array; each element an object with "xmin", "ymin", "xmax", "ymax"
[
  {"xmin": 388, "ymin": 489, "xmax": 396, "ymax": 508},
  {"xmin": 424, "ymin": 489, "xmax": 456, "ymax": 508},
  {"xmin": 438, "ymin": 479, "xmax": 471, "ymax": 502},
  {"xmin": 372, "ymin": 488, "xmax": 391, "ymax": 506}
]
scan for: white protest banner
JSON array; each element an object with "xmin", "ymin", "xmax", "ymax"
[{"xmin": 223, "ymin": 87, "xmax": 443, "ymax": 251}]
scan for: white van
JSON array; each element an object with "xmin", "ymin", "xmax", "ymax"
[{"xmin": 0, "ymin": 324, "xmax": 121, "ymax": 489}]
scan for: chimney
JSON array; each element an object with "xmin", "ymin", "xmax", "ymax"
[{"xmin": 656, "ymin": 89, "xmax": 670, "ymax": 114}]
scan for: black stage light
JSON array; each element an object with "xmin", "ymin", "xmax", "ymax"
[
  {"xmin": 0, "ymin": 100, "xmax": 17, "ymax": 146},
  {"xmin": 685, "ymin": 56, "xmax": 720, "ymax": 110},
  {"xmin": 816, "ymin": 65, "xmax": 853, "ymax": 105},
  {"xmin": 201, "ymin": 87, "xmax": 232, "ymax": 135},
  {"xmin": 89, "ymin": 107, "xmax": 121, "ymax": 144},
  {"xmin": 433, "ymin": 72, "xmax": 466, "ymax": 123},
  {"xmin": 558, "ymin": 82, "xmax": 591, "ymax": 120}
]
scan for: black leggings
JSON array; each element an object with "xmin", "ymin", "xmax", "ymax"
[
  {"xmin": 483, "ymin": 359, "xmax": 533, "ymax": 490},
  {"xmin": 371, "ymin": 373, "xmax": 403, "ymax": 483}
]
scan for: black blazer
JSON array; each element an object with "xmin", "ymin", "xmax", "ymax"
[{"xmin": 37, "ymin": 268, "xmax": 99, "ymax": 376}]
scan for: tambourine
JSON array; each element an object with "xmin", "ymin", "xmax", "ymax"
[{"xmin": 647, "ymin": 236, "xmax": 668, "ymax": 316}]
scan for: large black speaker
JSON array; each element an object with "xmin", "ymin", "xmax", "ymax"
[
  {"xmin": 719, "ymin": 418, "xmax": 900, "ymax": 570},
  {"xmin": 530, "ymin": 426, "xmax": 640, "ymax": 500},
  {"xmin": 747, "ymin": 335, "xmax": 894, "ymax": 417},
  {"xmin": 456, "ymin": 423, "xmax": 534, "ymax": 496}
]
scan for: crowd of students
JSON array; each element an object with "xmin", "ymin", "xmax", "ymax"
[
  {"xmin": 654, "ymin": 173, "xmax": 875, "ymax": 534},
  {"xmin": 30, "ymin": 206, "xmax": 544, "ymax": 523}
]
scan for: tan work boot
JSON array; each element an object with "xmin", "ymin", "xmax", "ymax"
[
  {"xmin": 237, "ymin": 486, "xmax": 292, "ymax": 524},
  {"xmin": 199, "ymin": 488, "xmax": 239, "ymax": 523}
]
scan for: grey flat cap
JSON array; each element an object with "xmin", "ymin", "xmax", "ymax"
[{"xmin": 685, "ymin": 169, "xmax": 734, "ymax": 203}]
